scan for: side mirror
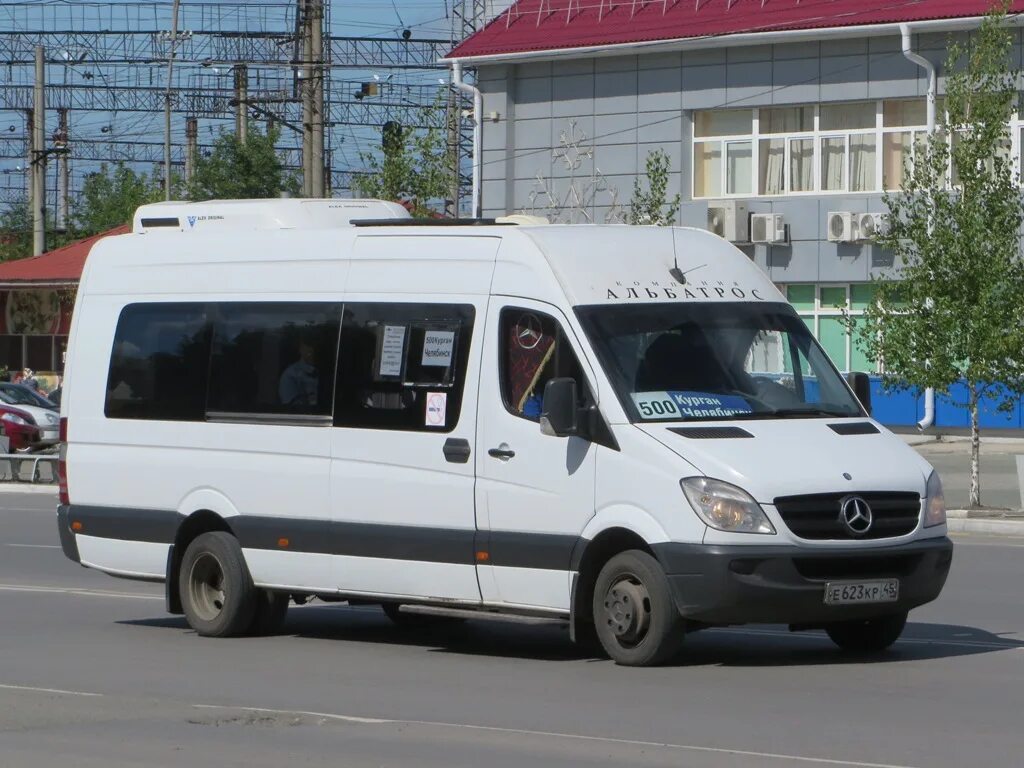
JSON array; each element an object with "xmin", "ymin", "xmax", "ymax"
[
  {"xmin": 540, "ymin": 378, "xmax": 579, "ymax": 437},
  {"xmin": 845, "ymin": 372, "xmax": 872, "ymax": 415}
]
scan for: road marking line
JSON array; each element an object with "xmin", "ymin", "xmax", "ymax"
[
  {"xmin": 0, "ymin": 683, "xmax": 102, "ymax": 698},
  {"xmin": 192, "ymin": 704, "xmax": 390, "ymax": 724},
  {"xmin": 5, "ymin": 543, "xmax": 60, "ymax": 549},
  {"xmin": 0, "ymin": 583, "xmax": 162, "ymax": 601},
  {"xmin": 192, "ymin": 703, "xmax": 921, "ymax": 768}
]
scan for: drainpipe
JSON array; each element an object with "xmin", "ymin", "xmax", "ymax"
[
  {"xmin": 451, "ymin": 60, "xmax": 483, "ymax": 219},
  {"xmin": 901, "ymin": 24, "xmax": 937, "ymax": 431}
]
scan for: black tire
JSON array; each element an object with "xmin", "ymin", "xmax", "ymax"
[
  {"xmin": 179, "ymin": 531, "xmax": 257, "ymax": 637},
  {"xmin": 592, "ymin": 550, "xmax": 685, "ymax": 666},
  {"xmin": 381, "ymin": 603, "xmax": 465, "ymax": 628},
  {"xmin": 825, "ymin": 612, "xmax": 908, "ymax": 654},
  {"xmin": 248, "ymin": 591, "xmax": 290, "ymax": 636}
]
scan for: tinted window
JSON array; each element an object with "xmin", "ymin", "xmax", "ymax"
[
  {"xmin": 499, "ymin": 308, "xmax": 591, "ymax": 422},
  {"xmin": 334, "ymin": 303, "xmax": 474, "ymax": 432},
  {"xmin": 207, "ymin": 303, "xmax": 342, "ymax": 417},
  {"xmin": 105, "ymin": 303, "xmax": 210, "ymax": 421}
]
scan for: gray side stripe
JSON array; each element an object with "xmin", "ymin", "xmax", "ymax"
[{"xmin": 62, "ymin": 504, "xmax": 582, "ymax": 571}]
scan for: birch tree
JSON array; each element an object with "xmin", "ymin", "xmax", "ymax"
[{"xmin": 854, "ymin": 5, "xmax": 1024, "ymax": 507}]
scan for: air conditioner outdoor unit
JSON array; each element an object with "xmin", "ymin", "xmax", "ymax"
[
  {"xmin": 707, "ymin": 200, "xmax": 749, "ymax": 243},
  {"xmin": 750, "ymin": 213, "xmax": 788, "ymax": 244},
  {"xmin": 857, "ymin": 212, "xmax": 888, "ymax": 241},
  {"xmin": 827, "ymin": 211, "xmax": 858, "ymax": 243}
]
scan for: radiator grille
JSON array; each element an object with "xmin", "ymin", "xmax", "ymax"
[{"xmin": 773, "ymin": 492, "xmax": 921, "ymax": 540}]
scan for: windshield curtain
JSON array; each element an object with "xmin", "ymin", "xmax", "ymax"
[
  {"xmin": 0, "ymin": 385, "xmax": 55, "ymax": 409},
  {"xmin": 575, "ymin": 302, "xmax": 863, "ymax": 422}
]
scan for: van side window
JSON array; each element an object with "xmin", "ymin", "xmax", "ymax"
[
  {"xmin": 499, "ymin": 308, "xmax": 591, "ymax": 422},
  {"xmin": 105, "ymin": 303, "xmax": 211, "ymax": 421},
  {"xmin": 334, "ymin": 303, "xmax": 474, "ymax": 432},
  {"xmin": 207, "ymin": 303, "xmax": 342, "ymax": 418}
]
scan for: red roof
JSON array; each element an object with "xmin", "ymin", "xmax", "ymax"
[
  {"xmin": 449, "ymin": 0, "xmax": 1024, "ymax": 60},
  {"xmin": 0, "ymin": 225, "xmax": 129, "ymax": 285}
]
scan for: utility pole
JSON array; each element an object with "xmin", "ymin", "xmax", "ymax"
[
  {"xmin": 299, "ymin": 0, "xmax": 325, "ymax": 198},
  {"xmin": 56, "ymin": 108, "xmax": 69, "ymax": 231},
  {"xmin": 184, "ymin": 116, "xmax": 198, "ymax": 186},
  {"xmin": 31, "ymin": 45, "xmax": 45, "ymax": 256},
  {"xmin": 234, "ymin": 65, "xmax": 248, "ymax": 143},
  {"xmin": 163, "ymin": 0, "xmax": 181, "ymax": 201},
  {"xmin": 310, "ymin": 0, "xmax": 325, "ymax": 198},
  {"xmin": 300, "ymin": 0, "xmax": 313, "ymax": 197}
]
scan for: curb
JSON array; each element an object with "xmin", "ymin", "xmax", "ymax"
[{"xmin": 947, "ymin": 517, "xmax": 1024, "ymax": 536}]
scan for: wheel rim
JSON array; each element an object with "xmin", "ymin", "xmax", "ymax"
[
  {"xmin": 602, "ymin": 573, "xmax": 652, "ymax": 650},
  {"xmin": 187, "ymin": 552, "xmax": 227, "ymax": 622}
]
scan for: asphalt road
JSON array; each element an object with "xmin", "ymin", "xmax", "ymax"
[{"xmin": 1, "ymin": 490, "xmax": 1022, "ymax": 768}]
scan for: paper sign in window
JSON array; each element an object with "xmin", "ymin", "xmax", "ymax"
[
  {"xmin": 378, "ymin": 325, "xmax": 407, "ymax": 378},
  {"xmin": 425, "ymin": 392, "xmax": 447, "ymax": 427},
  {"xmin": 422, "ymin": 330, "xmax": 455, "ymax": 368}
]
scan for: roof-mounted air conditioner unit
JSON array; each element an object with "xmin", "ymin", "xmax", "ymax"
[
  {"xmin": 750, "ymin": 213, "xmax": 789, "ymax": 244},
  {"xmin": 827, "ymin": 211, "xmax": 858, "ymax": 243},
  {"xmin": 707, "ymin": 200, "xmax": 749, "ymax": 243}
]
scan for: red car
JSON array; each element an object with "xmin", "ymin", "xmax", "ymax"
[{"xmin": 0, "ymin": 404, "xmax": 45, "ymax": 452}]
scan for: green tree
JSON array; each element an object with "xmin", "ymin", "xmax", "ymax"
[
  {"xmin": 0, "ymin": 203, "xmax": 32, "ymax": 262},
  {"xmin": 853, "ymin": 5, "xmax": 1024, "ymax": 507},
  {"xmin": 73, "ymin": 163, "xmax": 162, "ymax": 236},
  {"xmin": 187, "ymin": 127, "xmax": 299, "ymax": 200},
  {"xmin": 628, "ymin": 149, "xmax": 681, "ymax": 226},
  {"xmin": 352, "ymin": 112, "xmax": 453, "ymax": 217}
]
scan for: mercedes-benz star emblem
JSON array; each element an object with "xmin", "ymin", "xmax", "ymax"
[
  {"xmin": 839, "ymin": 495, "xmax": 873, "ymax": 536},
  {"xmin": 515, "ymin": 313, "xmax": 544, "ymax": 350}
]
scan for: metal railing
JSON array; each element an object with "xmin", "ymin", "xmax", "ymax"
[{"xmin": 0, "ymin": 453, "xmax": 57, "ymax": 484}]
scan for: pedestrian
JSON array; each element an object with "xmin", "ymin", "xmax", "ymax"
[{"xmin": 21, "ymin": 368, "xmax": 39, "ymax": 392}]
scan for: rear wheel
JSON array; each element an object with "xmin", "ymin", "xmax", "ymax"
[
  {"xmin": 180, "ymin": 531, "xmax": 256, "ymax": 637},
  {"xmin": 248, "ymin": 591, "xmax": 290, "ymax": 636},
  {"xmin": 825, "ymin": 611, "xmax": 907, "ymax": 654},
  {"xmin": 593, "ymin": 550, "xmax": 685, "ymax": 666}
]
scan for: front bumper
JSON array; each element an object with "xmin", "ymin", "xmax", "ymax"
[{"xmin": 652, "ymin": 536, "xmax": 953, "ymax": 625}]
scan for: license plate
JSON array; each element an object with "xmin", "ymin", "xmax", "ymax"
[{"xmin": 823, "ymin": 579, "xmax": 899, "ymax": 606}]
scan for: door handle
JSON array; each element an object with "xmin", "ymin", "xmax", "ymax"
[
  {"xmin": 488, "ymin": 447, "xmax": 516, "ymax": 460},
  {"xmin": 443, "ymin": 438, "xmax": 471, "ymax": 464}
]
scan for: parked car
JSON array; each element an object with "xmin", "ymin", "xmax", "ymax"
[
  {"xmin": 0, "ymin": 403, "xmax": 52, "ymax": 452},
  {"xmin": 0, "ymin": 382, "xmax": 58, "ymax": 411},
  {"xmin": 0, "ymin": 385, "xmax": 59, "ymax": 451}
]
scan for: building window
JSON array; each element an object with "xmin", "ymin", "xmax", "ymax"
[
  {"xmin": 783, "ymin": 284, "xmax": 881, "ymax": 374},
  {"xmin": 692, "ymin": 99, "xmax": 1024, "ymax": 198}
]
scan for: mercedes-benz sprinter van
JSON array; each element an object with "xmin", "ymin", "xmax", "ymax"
[{"xmin": 57, "ymin": 198, "xmax": 952, "ymax": 666}]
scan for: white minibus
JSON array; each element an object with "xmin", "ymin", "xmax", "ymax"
[{"xmin": 57, "ymin": 198, "xmax": 952, "ymax": 666}]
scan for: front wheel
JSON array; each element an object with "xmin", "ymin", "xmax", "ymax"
[
  {"xmin": 179, "ymin": 531, "xmax": 257, "ymax": 637},
  {"xmin": 825, "ymin": 612, "xmax": 907, "ymax": 654},
  {"xmin": 593, "ymin": 550, "xmax": 685, "ymax": 666}
]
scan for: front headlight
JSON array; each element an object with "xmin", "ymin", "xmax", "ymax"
[
  {"xmin": 681, "ymin": 477, "xmax": 776, "ymax": 534},
  {"xmin": 1, "ymin": 412, "xmax": 27, "ymax": 425},
  {"xmin": 924, "ymin": 470, "xmax": 946, "ymax": 528}
]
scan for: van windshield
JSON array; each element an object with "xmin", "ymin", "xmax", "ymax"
[{"xmin": 575, "ymin": 302, "xmax": 864, "ymax": 422}]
